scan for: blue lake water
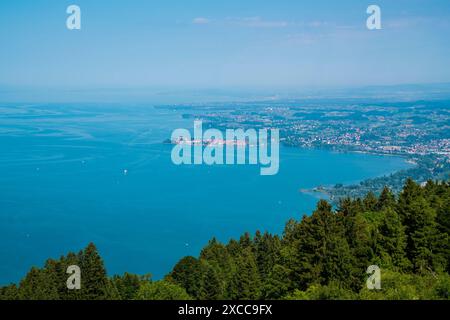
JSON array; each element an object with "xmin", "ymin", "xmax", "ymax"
[{"xmin": 0, "ymin": 104, "xmax": 413, "ymax": 285}]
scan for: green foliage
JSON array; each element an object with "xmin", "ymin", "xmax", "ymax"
[
  {"xmin": 167, "ymin": 256, "xmax": 203, "ymax": 298},
  {"xmin": 0, "ymin": 284, "xmax": 19, "ymax": 300},
  {"xmin": 397, "ymin": 181, "xmax": 448, "ymax": 272},
  {"xmin": 289, "ymin": 201, "xmax": 356, "ymax": 289},
  {"xmin": 227, "ymin": 248, "xmax": 261, "ymax": 300},
  {"xmin": 199, "ymin": 262, "xmax": 223, "ymax": 300},
  {"xmin": 262, "ymin": 264, "xmax": 292, "ymax": 299},
  {"xmin": 359, "ymin": 270, "xmax": 450, "ymax": 300},
  {"xmin": 79, "ymin": 243, "xmax": 110, "ymax": 299},
  {"xmin": 112, "ymin": 272, "xmax": 150, "ymax": 300},
  {"xmin": 377, "ymin": 187, "xmax": 396, "ymax": 211},
  {"xmin": 375, "ymin": 208, "xmax": 411, "ymax": 271},
  {"xmin": 3, "ymin": 243, "xmax": 116, "ymax": 300},
  {"xmin": 18, "ymin": 267, "xmax": 59, "ymax": 300},
  {"xmin": 363, "ymin": 192, "xmax": 378, "ymax": 211},
  {"xmin": 135, "ymin": 281, "xmax": 192, "ymax": 300},
  {"xmin": 285, "ymin": 282, "xmax": 358, "ymax": 300}
]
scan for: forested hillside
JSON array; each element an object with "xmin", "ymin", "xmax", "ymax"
[{"xmin": 1, "ymin": 179, "xmax": 449, "ymax": 300}]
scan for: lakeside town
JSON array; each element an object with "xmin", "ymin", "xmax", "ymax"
[{"xmin": 159, "ymin": 99, "xmax": 450, "ymax": 200}]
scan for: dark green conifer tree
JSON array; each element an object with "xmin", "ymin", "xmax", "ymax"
[
  {"xmin": 292, "ymin": 200, "xmax": 356, "ymax": 289},
  {"xmin": 0, "ymin": 284, "xmax": 19, "ymax": 300},
  {"xmin": 168, "ymin": 256, "xmax": 203, "ymax": 299},
  {"xmin": 18, "ymin": 267, "xmax": 59, "ymax": 300},
  {"xmin": 112, "ymin": 272, "xmax": 146, "ymax": 300},
  {"xmin": 199, "ymin": 263, "xmax": 223, "ymax": 300},
  {"xmin": 377, "ymin": 186, "xmax": 396, "ymax": 211},
  {"xmin": 227, "ymin": 248, "xmax": 261, "ymax": 300},
  {"xmin": 79, "ymin": 243, "xmax": 109, "ymax": 299},
  {"xmin": 376, "ymin": 208, "xmax": 410, "ymax": 270},
  {"xmin": 363, "ymin": 192, "xmax": 378, "ymax": 212}
]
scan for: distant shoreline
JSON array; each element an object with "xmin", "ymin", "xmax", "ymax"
[{"xmin": 293, "ymin": 145, "xmax": 423, "ymax": 202}]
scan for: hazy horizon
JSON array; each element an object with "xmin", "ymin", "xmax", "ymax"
[{"xmin": 2, "ymin": 82, "xmax": 450, "ymax": 104}]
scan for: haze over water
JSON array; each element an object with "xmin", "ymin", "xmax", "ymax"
[{"xmin": 0, "ymin": 104, "xmax": 413, "ymax": 284}]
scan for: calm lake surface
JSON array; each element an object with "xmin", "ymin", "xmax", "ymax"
[{"xmin": 0, "ymin": 104, "xmax": 413, "ymax": 284}]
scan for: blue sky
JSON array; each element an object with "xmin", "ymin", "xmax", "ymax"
[{"xmin": 1, "ymin": 0, "xmax": 450, "ymax": 91}]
